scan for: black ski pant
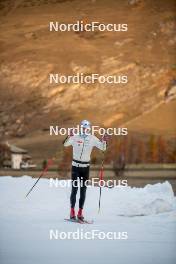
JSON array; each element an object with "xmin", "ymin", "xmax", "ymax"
[{"xmin": 70, "ymin": 165, "xmax": 89, "ymax": 209}]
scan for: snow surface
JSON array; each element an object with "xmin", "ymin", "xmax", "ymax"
[{"xmin": 0, "ymin": 176, "xmax": 176, "ymax": 264}]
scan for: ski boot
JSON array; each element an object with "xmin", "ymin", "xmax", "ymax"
[
  {"xmin": 70, "ymin": 208, "xmax": 76, "ymax": 220},
  {"xmin": 77, "ymin": 208, "xmax": 84, "ymax": 221}
]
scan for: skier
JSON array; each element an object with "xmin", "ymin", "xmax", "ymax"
[{"xmin": 63, "ymin": 120, "xmax": 108, "ymax": 221}]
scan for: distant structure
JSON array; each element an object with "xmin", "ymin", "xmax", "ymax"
[
  {"xmin": 0, "ymin": 142, "xmax": 28, "ymax": 169},
  {"xmin": 9, "ymin": 145, "xmax": 28, "ymax": 169},
  {"xmin": 0, "ymin": 142, "xmax": 35, "ymax": 169}
]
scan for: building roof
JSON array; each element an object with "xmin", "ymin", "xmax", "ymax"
[{"xmin": 10, "ymin": 144, "xmax": 28, "ymax": 154}]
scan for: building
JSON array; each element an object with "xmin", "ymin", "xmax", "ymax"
[{"xmin": 10, "ymin": 145, "xmax": 28, "ymax": 169}]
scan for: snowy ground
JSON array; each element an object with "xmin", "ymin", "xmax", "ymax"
[{"xmin": 0, "ymin": 176, "xmax": 176, "ymax": 264}]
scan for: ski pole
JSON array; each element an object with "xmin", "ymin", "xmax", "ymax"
[
  {"xmin": 25, "ymin": 159, "xmax": 53, "ymax": 198},
  {"xmin": 98, "ymin": 133, "xmax": 109, "ymax": 213},
  {"xmin": 98, "ymin": 151, "xmax": 105, "ymax": 213}
]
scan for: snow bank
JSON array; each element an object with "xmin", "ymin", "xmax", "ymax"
[
  {"xmin": 110, "ymin": 181, "xmax": 175, "ymax": 216},
  {"xmin": 0, "ymin": 176, "xmax": 175, "ymax": 218}
]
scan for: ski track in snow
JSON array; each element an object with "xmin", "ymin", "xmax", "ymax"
[{"xmin": 0, "ymin": 176, "xmax": 176, "ymax": 264}]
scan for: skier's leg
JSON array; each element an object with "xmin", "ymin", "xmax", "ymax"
[
  {"xmin": 79, "ymin": 166, "xmax": 90, "ymax": 210},
  {"xmin": 70, "ymin": 166, "xmax": 79, "ymax": 209}
]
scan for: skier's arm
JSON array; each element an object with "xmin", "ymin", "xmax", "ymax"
[
  {"xmin": 93, "ymin": 136, "xmax": 107, "ymax": 151},
  {"xmin": 63, "ymin": 136, "xmax": 74, "ymax": 147},
  {"xmin": 63, "ymin": 128, "xmax": 74, "ymax": 147}
]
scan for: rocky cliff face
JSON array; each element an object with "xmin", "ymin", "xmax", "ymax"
[{"xmin": 0, "ymin": 0, "xmax": 176, "ymax": 139}]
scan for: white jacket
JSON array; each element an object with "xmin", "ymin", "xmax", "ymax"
[{"xmin": 64, "ymin": 134, "xmax": 106, "ymax": 167}]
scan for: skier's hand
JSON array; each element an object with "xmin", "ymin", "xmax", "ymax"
[
  {"xmin": 102, "ymin": 133, "xmax": 109, "ymax": 142},
  {"xmin": 68, "ymin": 128, "xmax": 74, "ymax": 137},
  {"xmin": 63, "ymin": 130, "xmax": 74, "ymax": 144}
]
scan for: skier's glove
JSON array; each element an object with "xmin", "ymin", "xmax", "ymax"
[
  {"xmin": 102, "ymin": 133, "xmax": 109, "ymax": 142},
  {"xmin": 68, "ymin": 128, "xmax": 74, "ymax": 137}
]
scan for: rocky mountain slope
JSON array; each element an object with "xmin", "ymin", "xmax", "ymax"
[{"xmin": 0, "ymin": 0, "xmax": 175, "ymax": 142}]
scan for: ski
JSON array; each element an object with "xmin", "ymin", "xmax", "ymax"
[
  {"xmin": 64, "ymin": 218, "xmax": 93, "ymax": 224},
  {"xmin": 64, "ymin": 218, "xmax": 82, "ymax": 224},
  {"xmin": 79, "ymin": 219, "xmax": 94, "ymax": 224}
]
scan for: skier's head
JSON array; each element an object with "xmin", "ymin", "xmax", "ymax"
[
  {"xmin": 81, "ymin": 120, "xmax": 91, "ymax": 129},
  {"xmin": 80, "ymin": 120, "xmax": 91, "ymax": 137}
]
